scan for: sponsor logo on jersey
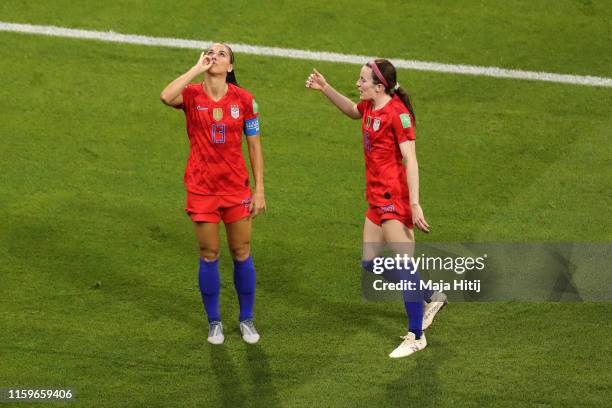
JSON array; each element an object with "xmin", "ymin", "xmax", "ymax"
[
  {"xmin": 213, "ymin": 108, "xmax": 223, "ymax": 121},
  {"xmin": 400, "ymin": 113, "xmax": 412, "ymax": 128},
  {"xmin": 230, "ymin": 105, "xmax": 240, "ymax": 119},
  {"xmin": 366, "ymin": 116, "xmax": 372, "ymax": 129},
  {"xmin": 196, "ymin": 105, "xmax": 208, "ymax": 111},
  {"xmin": 373, "ymin": 118, "xmax": 381, "ymax": 131}
]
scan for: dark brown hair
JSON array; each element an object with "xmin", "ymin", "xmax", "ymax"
[
  {"xmin": 366, "ymin": 59, "xmax": 415, "ymax": 126},
  {"xmin": 220, "ymin": 43, "xmax": 238, "ymax": 86}
]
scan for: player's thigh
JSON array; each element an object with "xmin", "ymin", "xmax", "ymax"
[
  {"xmin": 381, "ymin": 219, "xmax": 414, "ymax": 242},
  {"xmin": 225, "ymin": 218, "xmax": 252, "ymax": 261},
  {"xmin": 381, "ymin": 219, "xmax": 415, "ymax": 256},
  {"xmin": 363, "ymin": 217, "xmax": 385, "ymax": 260},
  {"xmin": 194, "ymin": 222, "xmax": 220, "ymax": 260}
]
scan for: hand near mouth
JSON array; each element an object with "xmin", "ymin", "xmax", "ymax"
[{"xmin": 194, "ymin": 52, "xmax": 214, "ymax": 74}]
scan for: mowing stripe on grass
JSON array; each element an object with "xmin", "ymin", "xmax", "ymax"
[{"xmin": 1, "ymin": 21, "xmax": 611, "ymax": 88}]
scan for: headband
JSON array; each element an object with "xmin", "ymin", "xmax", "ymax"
[{"xmin": 369, "ymin": 60, "xmax": 389, "ymax": 88}]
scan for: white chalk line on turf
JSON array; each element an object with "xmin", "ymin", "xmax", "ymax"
[{"xmin": 1, "ymin": 21, "xmax": 611, "ymax": 88}]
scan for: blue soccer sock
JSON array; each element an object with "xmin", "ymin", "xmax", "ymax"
[
  {"xmin": 198, "ymin": 257, "xmax": 221, "ymax": 323},
  {"xmin": 233, "ymin": 255, "xmax": 256, "ymax": 322},
  {"xmin": 423, "ymin": 288, "xmax": 434, "ymax": 303},
  {"xmin": 361, "ymin": 259, "xmax": 375, "ymax": 273},
  {"xmin": 400, "ymin": 266, "xmax": 424, "ymax": 339},
  {"xmin": 362, "ymin": 258, "xmax": 424, "ymax": 339},
  {"xmin": 405, "ymin": 298, "xmax": 424, "ymax": 339},
  {"xmin": 387, "ymin": 262, "xmax": 424, "ymax": 339}
]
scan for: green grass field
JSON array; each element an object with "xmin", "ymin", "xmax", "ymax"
[{"xmin": 1, "ymin": 1, "xmax": 611, "ymax": 407}]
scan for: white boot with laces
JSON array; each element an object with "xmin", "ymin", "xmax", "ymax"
[{"xmin": 389, "ymin": 332, "xmax": 427, "ymax": 358}]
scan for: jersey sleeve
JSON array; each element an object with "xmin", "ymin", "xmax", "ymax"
[
  {"xmin": 180, "ymin": 85, "xmax": 197, "ymax": 112},
  {"xmin": 356, "ymin": 100, "xmax": 370, "ymax": 116},
  {"xmin": 241, "ymin": 91, "xmax": 260, "ymax": 136},
  {"xmin": 391, "ymin": 108, "xmax": 416, "ymax": 143}
]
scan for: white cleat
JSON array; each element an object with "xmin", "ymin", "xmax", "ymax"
[
  {"xmin": 423, "ymin": 291, "xmax": 448, "ymax": 330},
  {"xmin": 239, "ymin": 319, "xmax": 260, "ymax": 344},
  {"xmin": 389, "ymin": 332, "xmax": 427, "ymax": 358},
  {"xmin": 207, "ymin": 321, "xmax": 224, "ymax": 345}
]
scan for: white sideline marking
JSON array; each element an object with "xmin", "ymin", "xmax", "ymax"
[{"xmin": 1, "ymin": 21, "xmax": 611, "ymax": 88}]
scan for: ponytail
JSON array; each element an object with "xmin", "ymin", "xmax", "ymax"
[
  {"xmin": 226, "ymin": 70, "xmax": 238, "ymax": 86},
  {"xmin": 367, "ymin": 59, "xmax": 416, "ymax": 126},
  {"xmin": 393, "ymin": 86, "xmax": 416, "ymax": 127},
  {"xmin": 223, "ymin": 43, "xmax": 239, "ymax": 87}
]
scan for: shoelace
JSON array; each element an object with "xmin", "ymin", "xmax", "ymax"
[
  {"xmin": 399, "ymin": 334, "xmax": 423, "ymax": 352},
  {"xmin": 209, "ymin": 323, "xmax": 222, "ymax": 337},
  {"xmin": 241, "ymin": 321, "xmax": 257, "ymax": 335}
]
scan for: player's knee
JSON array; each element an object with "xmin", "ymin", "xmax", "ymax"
[
  {"xmin": 200, "ymin": 247, "xmax": 220, "ymax": 261},
  {"xmin": 230, "ymin": 243, "xmax": 250, "ymax": 261}
]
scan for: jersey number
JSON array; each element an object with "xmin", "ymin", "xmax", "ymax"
[{"xmin": 211, "ymin": 124, "xmax": 226, "ymax": 144}]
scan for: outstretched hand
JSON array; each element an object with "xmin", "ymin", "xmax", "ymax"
[{"xmin": 305, "ymin": 68, "xmax": 328, "ymax": 91}]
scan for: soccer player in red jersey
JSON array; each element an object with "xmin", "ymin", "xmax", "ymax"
[
  {"xmin": 160, "ymin": 44, "xmax": 265, "ymax": 345},
  {"xmin": 306, "ymin": 59, "xmax": 446, "ymax": 358}
]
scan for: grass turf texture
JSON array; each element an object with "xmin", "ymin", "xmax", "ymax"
[
  {"xmin": 1, "ymin": 0, "xmax": 611, "ymax": 78},
  {"xmin": 1, "ymin": 6, "xmax": 611, "ymax": 408}
]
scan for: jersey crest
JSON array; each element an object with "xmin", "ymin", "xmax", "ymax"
[
  {"xmin": 230, "ymin": 105, "xmax": 240, "ymax": 119},
  {"xmin": 213, "ymin": 107, "xmax": 223, "ymax": 121},
  {"xmin": 373, "ymin": 118, "xmax": 381, "ymax": 131}
]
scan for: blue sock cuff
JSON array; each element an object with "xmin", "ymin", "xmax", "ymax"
[
  {"xmin": 410, "ymin": 330, "xmax": 423, "ymax": 340},
  {"xmin": 200, "ymin": 257, "xmax": 219, "ymax": 266},
  {"xmin": 233, "ymin": 255, "xmax": 253, "ymax": 267}
]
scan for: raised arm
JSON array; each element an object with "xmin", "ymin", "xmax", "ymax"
[
  {"xmin": 160, "ymin": 52, "xmax": 213, "ymax": 107},
  {"xmin": 399, "ymin": 140, "xmax": 430, "ymax": 233},
  {"xmin": 305, "ymin": 69, "xmax": 361, "ymax": 119}
]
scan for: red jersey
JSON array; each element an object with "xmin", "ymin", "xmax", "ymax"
[
  {"xmin": 180, "ymin": 83, "xmax": 260, "ymax": 195},
  {"xmin": 357, "ymin": 95, "xmax": 416, "ymax": 206}
]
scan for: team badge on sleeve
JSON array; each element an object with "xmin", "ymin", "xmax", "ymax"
[
  {"xmin": 373, "ymin": 118, "xmax": 381, "ymax": 131},
  {"xmin": 230, "ymin": 105, "xmax": 240, "ymax": 119},
  {"xmin": 400, "ymin": 113, "xmax": 412, "ymax": 128},
  {"xmin": 213, "ymin": 108, "xmax": 223, "ymax": 121},
  {"xmin": 252, "ymin": 100, "xmax": 259, "ymax": 114}
]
